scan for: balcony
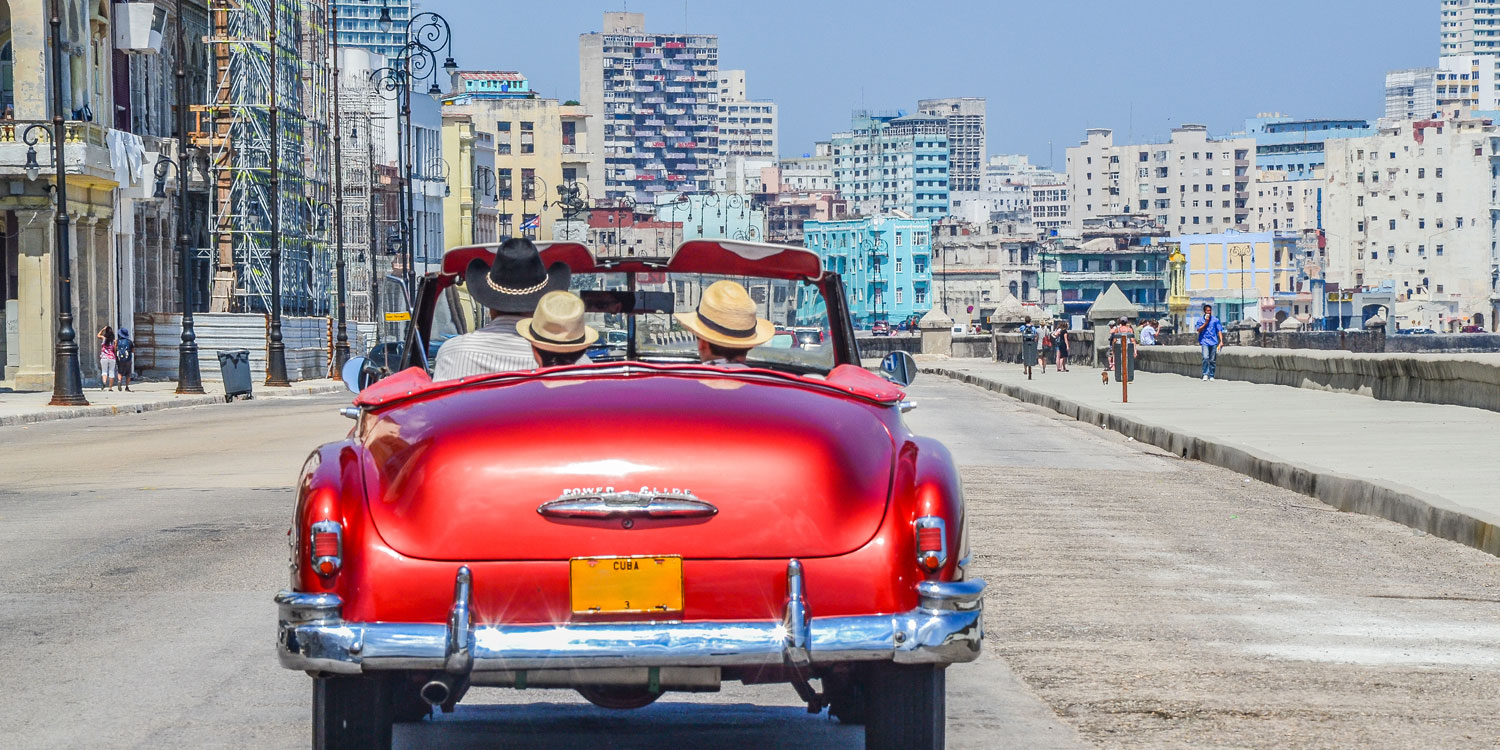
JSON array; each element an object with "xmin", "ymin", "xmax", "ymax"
[{"xmin": 0, "ymin": 120, "xmax": 117, "ymax": 187}]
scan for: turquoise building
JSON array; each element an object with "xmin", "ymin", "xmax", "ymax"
[
  {"xmin": 651, "ymin": 192, "xmax": 768, "ymax": 243},
  {"xmin": 800, "ymin": 215, "xmax": 933, "ymax": 328}
]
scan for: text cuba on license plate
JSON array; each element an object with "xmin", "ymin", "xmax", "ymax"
[{"xmin": 569, "ymin": 556, "xmax": 683, "ymax": 614}]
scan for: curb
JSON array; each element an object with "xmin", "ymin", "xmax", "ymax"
[
  {"xmin": 0, "ymin": 383, "xmax": 347, "ymax": 428},
  {"xmin": 927, "ymin": 366, "xmax": 1500, "ymax": 559}
]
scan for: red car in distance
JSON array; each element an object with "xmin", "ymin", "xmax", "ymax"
[
  {"xmin": 871, "ymin": 320, "xmax": 892, "ymax": 336},
  {"xmin": 277, "ymin": 240, "xmax": 983, "ymax": 749}
]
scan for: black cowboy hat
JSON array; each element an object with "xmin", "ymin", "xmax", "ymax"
[{"xmin": 464, "ymin": 237, "xmax": 571, "ymax": 314}]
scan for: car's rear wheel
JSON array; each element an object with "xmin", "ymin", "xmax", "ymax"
[
  {"xmin": 576, "ymin": 685, "xmax": 663, "ymax": 710},
  {"xmin": 313, "ymin": 675, "xmax": 393, "ymax": 750},
  {"xmin": 864, "ymin": 664, "xmax": 945, "ymax": 750}
]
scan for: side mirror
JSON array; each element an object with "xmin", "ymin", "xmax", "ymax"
[
  {"xmin": 340, "ymin": 356, "xmax": 369, "ymax": 394},
  {"xmin": 880, "ymin": 350, "xmax": 917, "ymax": 387}
]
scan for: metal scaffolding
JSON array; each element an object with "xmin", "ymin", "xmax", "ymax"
[{"xmin": 195, "ymin": 0, "xmax": 331, "ymax": 315}]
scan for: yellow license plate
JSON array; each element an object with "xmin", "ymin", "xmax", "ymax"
[{"xmin": 570, "ymin": 556, "xmax": 683, "ymax": 614}]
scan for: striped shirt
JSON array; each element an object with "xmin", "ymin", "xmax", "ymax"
[{"xmin": 432, "ymin": 315, "xmax": 536, "ymax": 381}]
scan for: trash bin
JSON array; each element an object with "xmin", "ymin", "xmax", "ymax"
[
  {"xmin": 1110, "ymin": 333, "xmax": 1136, "ymax": 383},
  {"xmin": 217, "ymin": 349, "xmax": 253, "ymax": 402}
]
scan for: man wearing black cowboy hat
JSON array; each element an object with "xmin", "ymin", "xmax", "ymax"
[{"xmin": 433, "ymin": 237, "xmax": 572, "ymax": 381}]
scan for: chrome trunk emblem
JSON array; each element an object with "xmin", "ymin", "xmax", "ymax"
[{"xmin": 537, "ymin": 490, "xmax": 718, "ymax": 520}]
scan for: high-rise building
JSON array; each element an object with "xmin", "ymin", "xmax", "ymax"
[
  {"xmin": 832, "ymin": 111, "xmax": 950, "ymax": 218},
  {"xmin": 579, "ymin": 12, "xmax": 720, "ymax": 203},
  {"xmin": 1440, "ymin": 0, "xmax": 1500, "ymax": 57},
  {"xmin": 334, "ymin": 0, "xmax": 412, "ymax": 59},
  {"xmin": 918, "ymin": 98, "xmax": 986, "ymax": 194},
  {"xmin": 717, "ymin": 70, "xmax": 779, "ymax": 159}
]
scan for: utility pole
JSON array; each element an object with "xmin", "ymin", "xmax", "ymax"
[{"xmin": 174, "ymin": 0, "xmax": 204, "ymax": 394}]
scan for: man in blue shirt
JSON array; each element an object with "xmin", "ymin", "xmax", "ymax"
[{"xmin": 1196, "ymin": 304, "xmax": 1226, "ymax": 380}]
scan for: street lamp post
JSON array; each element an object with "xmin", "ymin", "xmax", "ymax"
[
  {"xmin": 329, "ymin": 2, "xmax": 350, "ymax": 373},
  {"xmin": 36, "ymin": 0, "xmax": 86, "ymax": 405},
  {"xmin": 171, "ymin": 0, "xmax": 204, "ymax": 393},
  {"xmin": 1229, "ymin": 244, "xmax": 1252, "ymax": 325},
  {"xmin": 265, "ymin": 5, "xmax": 290, "ymax": 386}
]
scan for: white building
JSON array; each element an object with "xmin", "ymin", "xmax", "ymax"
[
  {"xmin": 779, "ymin": 142, "xmax": 835, "ymax": 192},
  {"xmin": 1322, "ymin": 116, "xmax": 1499, "ymax": 329},
  {"xmin": 1250, "ymin": 174, "xmax": 1327, "ymax": 233},
  {"xmin": 918, "ymin": 98, "xmax": 987, "ymax": 194},
  {"xmin": 717, "ymin": 69, "xmax": 779, "ymax": 160},
  {"xmin": 1440, "ymin": 0, "xmax": 1500, "ymax": 57},
  {"xmin": 1030, "ymin": 183, "xmax": 1070, "ymax": 235},
  {"xmin": 931, "ymin": 215, "xmax": 1043, "ymax": 329},
  {"xmin": 1384, "ymin": 68, "xmax": 1438, "ymax": 126},
  {"xmin": 1066, "ymin": 125, "xmax": 1254, "ymax": 234}
]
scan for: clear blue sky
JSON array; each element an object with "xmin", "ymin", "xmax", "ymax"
[{"xmin": 435, "ymin": 0, "xmax": 1434, "ymax": 165}]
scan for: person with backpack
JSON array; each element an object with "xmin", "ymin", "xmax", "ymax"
[
  {"xmin": 116, "ymin": 328, "xmax": 135, "ymax": 391},
  {"xmin": 1018, "ymin": 316, "xmax": 1039, "ymax": 380}
]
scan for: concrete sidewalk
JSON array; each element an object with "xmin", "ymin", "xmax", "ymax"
[
  {"xmin": 0, "ymin": 379, "xmax": 346, "ymax": 428},
  {"xmin": 927, "ymin": 359, "xmax": 1500, "ymax": 557}
]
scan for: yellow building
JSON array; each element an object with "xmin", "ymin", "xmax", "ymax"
[
  {"xmin": 1181, "ymin": 231, "xmax": 1301, "ymax": 321},
  {"xmin": 443, "ymin": 72, "xmax": 566, "ymax": 241},
  {"xmin": 441, "ymin": 113, "xmax": 498, "ymax": 248}
]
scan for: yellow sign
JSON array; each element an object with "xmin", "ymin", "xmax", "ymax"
[
  {"xmin": 383, "ymin": 311, "xmax": 411, "ymax": 322},
  {"xmin": 1326, "ymin": 292, "xmax": 1352, "ymax": 303},
  {"xmin": 570, "ymin": 556, "xmax": 684, "ymax": 614}
]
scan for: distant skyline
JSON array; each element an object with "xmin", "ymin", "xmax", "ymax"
[{"xmin": 435, "ymin": 0, "xmax": 1434, "ymax": 164}]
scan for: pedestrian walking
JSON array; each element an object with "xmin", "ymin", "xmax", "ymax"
[
  {"xmin": 1053, "ymin": 321, "xmax": 1070, "ymax": 372},
  {"xmin": 97, "ymin": 325, "xmax": 118, "ymax": 391},
  {"xmin": 1196, "ymin": 304, "xmax": 1226, "ymax": 381},
  {"xmin": 116, "ymin": 328, "xmax": 135, "ymax": 391},
  {"xmin": 1109, "ymin": 317, "xmax": 1136, "ymax": 384},
  {"xmin": 1019, "ymin": 316, "xmax": 1039, "ymax": 380},
  {"xmin": 1040, "ymin": 322, "xmax": 1054, "ymax": 374}
]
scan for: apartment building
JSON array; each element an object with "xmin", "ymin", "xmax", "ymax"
[
  {"xmin": 1066, "ymin": 125, "xmax": 1254, "ymax": 234},
  {"xmin": 931, "ymin": 216, "xmax": 1043, "ymax": 329},
  {"xmin": 1030, "ymin": 183, "xmax": 1071, "ymax": 235},
  {"xmin": 333, "ymin": 0, "xmax": 412, "ymax": 59},
  {"xmin": 801, "ymin": 215, "xmax": 934, "ymax": 327},
  {"xmin": 1322, "ymin": 117, "xmax": 1500, "ymax": 329},
  {"xmin": 917, "ymin": 98, "xmax": 986, "ymax": 194},
  {"xmin": 717, "ymin": 70, "xmax": 778, "ymax": 159},
  {"xmin": 1440, "ymin": 0, "xmax": 1500, "ymax": 57},
  {"xmin": 832, "ymin": 111, "xmax": 951, "ymax": 218},
  {"xmin": 1384, "ymin": 68, "xmax": 1439, "ymax": 125},
  {"xmin": 444, "ymin": 71, "xmax": 567, "ymax": 240},
  {"xmin": 579, "ymin": 12, "xmax": 720, "ymax": 203},
  {"xmin": 778, "ymin": 142, "xmax": 835, "ymax": 192}
]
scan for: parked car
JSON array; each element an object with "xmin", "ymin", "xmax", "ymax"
[
  {"xmin": 871, "ymin": 320, "xmax": 891, "ymax": 336},
  {"xmin": 1398, "ymin": 327, "xmax": 1439, "ymax": 335},
  {"xmin": 279, "ymin": 239, "xmax": 984, "ymax": 749},
  {"xmin": 1462, "ymin": 325, "xmax": 1485, "ymax": 333}
]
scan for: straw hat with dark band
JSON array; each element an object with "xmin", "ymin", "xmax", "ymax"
[
  {"xmin": 464, "ymin": 237, "xmax": 571, "ymax": 314},
  {"xmin": 517, "ymin": 291, "xmax": 599, "ymax": 353},
  {"xmin": 673, "ymin": 280, "xmax": 775, "ymax": 348}
]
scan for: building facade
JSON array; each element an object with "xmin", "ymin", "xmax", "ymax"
[
  {"xmin": 831, "ymin": 111, "xmax": 950, "ymax": 218},
  {"xmin": 1038, "ymin": 216, "xmax": 1170, "ymax": 319},
  {"xmin": 1031, "ymin": 183, "xmax": 1070, "ymax": 235},
  {"xmin": 444, "ymin": 71, "xmax": 567, "ymax": 241},
  {"xmin": 1321, "ymin": 117, "xmax": 1499, "ymax": 330},
  {"xmin": 441, "ymin": 113, "xmax": 499, "ymax": 247},
  {"xmin": 579, "ymin": 12, "xmax": 719, "ymax": 203},
  {"xmin": 333, "ymin": 0, "xmax": 411, "ymax": 59},
  {"xmin": 917, "ymin": 98, "xmax": 986, "ymax": 194},
  {"xmin": 1175, "ymin": 231, "xmax": 1306, "ymax": 324},
  {"xmin": 1067, "ymin": 125, "xmax": 1255, "ymax": 234},
  {"xmin": 1384, "ymin": 67, "xmax": 1439, "ymax": 125},
  {"xmin": 1246, "ymin": 115, "xmax": 1374, "ymax": 181},
  {"xmin": 931, "ymin": 215, "xmax": 1042, "ymax": 329},
  {"xmin": 1440, "ymin": 0, "xmax": 1500, "ymax": 57},
  {"xmin": 651, "ymin": 192, "xmax": 767, "ymax": 243},
  {"xmin": 716, "ymin": 69, "xmax": 777, "ymax": 159},
  {"xmin": 778, "ymin": 142, "xmax": 834, "ymax": 191},
  {"xmin": 801, "ymin": 215, "xmax": 933, "ymax": 328}
]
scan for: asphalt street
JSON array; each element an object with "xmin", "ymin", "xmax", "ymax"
[{"xmin": 1, "ymin": 379, "xmax": 1498, "ymax": 748}]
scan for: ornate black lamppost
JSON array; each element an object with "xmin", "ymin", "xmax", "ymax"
[
  {"xmin": 31, "ymin": 0, "xmax": 86, "ymax": 405},
  {"xmin": 328, "ymin": 1, "xmax": 350, "ymax": 372},
  {"xmin": 168, "ymin": 0, "xmax": 203, "ymax": 393},
  {"xmin": 265, "ymin": 5, "xmax": 289, "ymax": 386},
  {"xmin": 369, "ymin": 10, "xmax": 456, "ymax": 293}
]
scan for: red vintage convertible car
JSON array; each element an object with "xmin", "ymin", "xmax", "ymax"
[{"xmin": 276, "ymin": 240, "xmax": 984, "ymax": 749}]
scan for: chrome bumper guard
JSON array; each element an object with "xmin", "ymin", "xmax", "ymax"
[{"xmin": 276, "ymin": 560, "xmax": 984, "ymax": 675}]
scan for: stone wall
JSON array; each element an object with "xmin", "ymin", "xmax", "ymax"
[
  {"xmin": 1136, "ymin": 345, "xmax": 1500, "ymax": 413},
  {"xmin": 856, "ymin": 335, "xmax": 921, "ymax": 359},
  {"xmin": 1160, "ymin": 329, "xmax": 1499, "ymax": 354},
  {"xmin": 951, "ymin": 334, "xmax": 995, "ymax": 359},
  {"xmin": 993, "ymin": 331, "xmax": 1095, "ymax": 365}
]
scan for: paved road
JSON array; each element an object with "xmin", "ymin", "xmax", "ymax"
[{"xmin": 2, "ymin": 380, "xmax": 1498, "ymax": 748}]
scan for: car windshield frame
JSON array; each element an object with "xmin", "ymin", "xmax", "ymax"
[{"xmin": 400, "ymin": 241, "xmax": 862, "ymax": 376}]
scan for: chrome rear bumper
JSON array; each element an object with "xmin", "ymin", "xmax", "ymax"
[{"xmin": 276, "ymin": 560, "xmax": 984, "ymax": 675}]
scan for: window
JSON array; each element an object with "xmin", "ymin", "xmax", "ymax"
[
  {"xmin": 1419, "ymin": 168, "xmax": 1426, "ymax": 178},
  {"xmin": 521, "ymin": 122, "xmax": 535, "ymax": 154},
  {"xmin": 497, "ymin": 168, "xmax": 513, "ymax": 199},
  {"xmin": 1389, "ymin": 219, "xmax": 1397, "ymax": 230},
  {"xmin": 562, "ymin": 167, "xmax": 577, "ymax": 182},
  {"xmin": 522, "ymin": 168, "xmax": 537, "ymax": 199},
  {"xmin": 895, "ymin": 257, "xmax": 903, "ymax": 273},
  {"xmin": 1437, "ymin": 244, "xmax": 1445, "ymax": 256},
  {"xmin": 895, "ymin": 288, "xmax": 903, "ymax": 304},
  {"xmin": 894, "ymin": 232, "xmax": 904, "ymax": 246},
  {"xmin": 1437, "ymin": 192, "xmax": 1444, "ymax": 203}
]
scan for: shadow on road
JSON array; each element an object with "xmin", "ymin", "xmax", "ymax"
[{"xmin": 395, "ymin": 700, "xmax": 862, "ymax": 749}]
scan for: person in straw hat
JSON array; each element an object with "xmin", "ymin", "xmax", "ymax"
[
  {"xmin": 433, "ymin": 237, "xmax": 571, "ymax": 381},
  {"xmin": 674, "ymin": 280, "xmax": 776, "ymax": 368},
  {"xmin": 517, "ymin": 291, "xmax": 599, "ymax": 368}
]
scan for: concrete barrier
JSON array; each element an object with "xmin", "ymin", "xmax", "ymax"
[
  {"xmin": 1137, "ymin": 345, "xmax": 1500, "ymax": 413},
  {"xmin": 993, "ymin": 331, "xmax": 1094, "ymax": 366},
  {"xmin": 856, "ymin": 335, "xmax": 921, "ymax": 359}
]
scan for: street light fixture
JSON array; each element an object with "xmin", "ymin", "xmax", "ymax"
[
  {"xmin": 23, "ymin": 141, "xmax": 41, "ymax": 182},
  {"xmin": 34, "ymin": 0, "xmax": 86, "ymax": 406},
  {"xmin": 1228, "ymin": 244, "xmax": 1252, "ymax": 325},
  {"xmin": 376, "ymin": 0, "xmax": 394, "ymax": 33}
]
